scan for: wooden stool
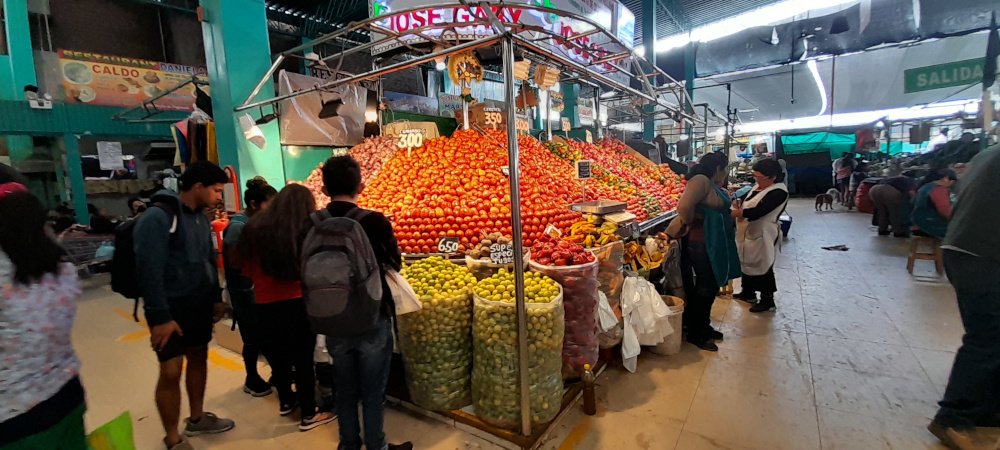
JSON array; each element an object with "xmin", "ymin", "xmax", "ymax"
[{"xmin": 907, "ymin": 235, "xmax": 943, "ymax": 274}]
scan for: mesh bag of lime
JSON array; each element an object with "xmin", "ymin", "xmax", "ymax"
[
  {"xmin": 399, "ymin": 257, "xmax": 477, "ymax": 411},
  {"xmin": 472, "ymin": 269, "xmax": 565, "ymax": 429}
]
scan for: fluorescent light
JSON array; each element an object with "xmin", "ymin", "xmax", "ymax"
[
  {"xmin": 735, "ymin": 99, "xmax": 979, "ymax": 134},
  {"xmin": 637, "ymin": 0, "xmax": 858, "ymax": 54},
  {"xmin": 679, "ymin": 134, "xmax": 689, "ymax": 140},
  {"xmin": 435, "ymin": 60, "xmax": 447, "ymax": 71},
  {"xmin": 806, "ymin": 59, "xmax": 827, "ymax": 116},
  {"xmin": 601, "ymin": 91, "xmax": 617, "ymax": 98}
]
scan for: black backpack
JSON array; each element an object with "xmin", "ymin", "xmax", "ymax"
[{"xmin": 111, "ymin": 202, "xmax": 177, "ymax": 321}]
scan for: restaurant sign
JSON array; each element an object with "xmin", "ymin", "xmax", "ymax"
[{"xmin": 58, "ymin": 49, "xmax": 208, "ymax": 110}]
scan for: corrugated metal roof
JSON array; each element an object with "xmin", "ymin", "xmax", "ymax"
[{"xmin": 623, "ymin": 0, "xmax": 783, "ymax": 45}]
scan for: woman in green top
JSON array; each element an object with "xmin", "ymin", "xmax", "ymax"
[
  {"xmin": 665, "ymin": 152, "xmax": 741, "ymax": 351},
  {"xmin": 911, "ymin": 169, "xmax": 957, "ymax": 239}
]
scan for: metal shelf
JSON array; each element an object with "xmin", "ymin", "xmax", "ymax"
[{"xmin": 638, "ymin": 210, "xmax": 677, "ymax": 233}]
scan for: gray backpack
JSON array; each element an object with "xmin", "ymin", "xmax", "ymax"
[{"xmin": 301, "ymin": 208, "xmax": 383, "ymax": 337}]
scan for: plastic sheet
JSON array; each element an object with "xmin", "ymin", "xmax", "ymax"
[
  {"xmin": 396, "ymin": 289, "xmax": 472, "ymax": 411},
  {"xmin": 471, "ymin": 290, "xmax": 564, "ymax": 429},
  {"xmin": 528, "ymin": 255, "xmax": 600, "ymax": 379}
]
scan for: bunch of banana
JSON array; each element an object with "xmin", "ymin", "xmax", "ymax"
[
  {"xmin": 567, "ymin": 220, "xmax": 620, "ymax": 248},
  {"xmin": 625, "ymin": 240, "xmax": 668, "ymax": 272}
]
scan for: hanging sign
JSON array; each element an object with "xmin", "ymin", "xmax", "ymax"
[
  {"xmin": 550, "ymin": 92, "xmax": 565, "ymax": 112},
  {"xmin": 561, "ymin": 118, "xmax": 571, "ymax": 132},
  {"xmin": 489, "ymin": 242, "xmax": 515, "ymax": 265},
  {"xmin": 396, "ymin": 129, "xmax": 425, "ymax": 151},
  {"xmin": 575, "ymin": 160, "xmax": 593, "ymax": 180},
  {"xmin": 97, "ymin": 141, "xmax": 124, "ymax": 170},
  {"xmin": 904, "ymin": 58, "xmax": 985, "ymax": 94},
  {"xmin": 367, "ymin": 0, "xmax": 635, "ymax": 86},
  {"xmin": 437, "ymin": 237, "xmax": 460, "ymax": 254}
]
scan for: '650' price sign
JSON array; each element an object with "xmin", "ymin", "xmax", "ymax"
[
  {"xmin": 437, "ymin": 237, "xmax": 459, "ymax": 254},
  {"xmin": 396, "ymin": 129, "xmax": 424, "ymax": 151}
]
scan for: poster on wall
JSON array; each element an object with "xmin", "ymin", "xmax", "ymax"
[
  {"xmin": 57, "ymin": 50, "xmax": 208, "ymax": 110},
  {"xmin": 96, "ymin": 141, "xmax": 124, "ymax": 170},
  {"xmin": 384, "ymin": 91, "xmax": 439, "ymax": 116},
  {"xmin": 438, "ymin": 93, "xmax": 465, "ymax": 118}
]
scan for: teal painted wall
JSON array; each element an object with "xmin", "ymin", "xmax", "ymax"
[
  {"xmin": 0, "ymin": 101, "xmax": 181, "ymax": 137},
  {"xmin": 200, "ymin": 0, "xmax": 285, "ymax": 188},
  {"xmin": 282, "ymin": 146, "xmax": 338, "ymax": 184}
]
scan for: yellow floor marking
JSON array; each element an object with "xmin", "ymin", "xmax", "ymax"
[
  {"xmin": 113, "ymin": 307, "xmax": 146, "ymax": 326},
  {"xmin": 117, "ymin": 330, "xmax": 150, "ymax": 343},
  {"xmin": 207, "ymin": 349, "xmax": 243, "ymax": 371},
  {"xmin": 557, "ymin": 416, "xmax": 592, "ymax": 450}
]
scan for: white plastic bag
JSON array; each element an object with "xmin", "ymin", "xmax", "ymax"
[
  {"xmin": 620, "ymin": 278, "xmax": 643, "ymax": 372},
  {"xmin": 386, "ymin": 269, "xmax": 422, "ymax": 315},
  {"xmin": 598, "ymin": 291, "xmax": 618, "ymax": 332},
  {"xmin": 636, "ymin": 280, "xmax": 673, "ymax": 346}
]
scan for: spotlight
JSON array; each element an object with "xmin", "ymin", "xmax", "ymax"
[
  {"xmin": 435, "ymin": 60, "xmax": 447, "ymax": 71},
  {"xmin": 255, "ymin": 113, "xmax": 278, "ymax": 125}
]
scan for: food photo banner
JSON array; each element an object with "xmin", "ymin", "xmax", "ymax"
[
  {"xmin": 367, "ymin": 0, "xmax": 635, "ymax": 85},
  {"xmin": 58, "ymin": 50, "xmax": 208, "ymax": 110}
]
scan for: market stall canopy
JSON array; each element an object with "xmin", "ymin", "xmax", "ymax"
[
  {"xmin": 237, "ymin": 1, "xmax": 698, "ymax": 126},
  {"xmin": 277, "ymin": 70, "xmax": 367, "ymax": 146}
]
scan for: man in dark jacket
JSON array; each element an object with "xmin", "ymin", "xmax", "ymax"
[
  {"xmin": 319, "ymin": 156, "xmax": 412, "ymax": 450},
  {"xmin": 134, "ymin": 162, "xmax": 233, "ymax": 450},
  {"xmin": 928, "ymin": 144, "xmax": 1000, "ymax": 450}
]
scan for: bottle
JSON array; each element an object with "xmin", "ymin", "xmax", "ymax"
[{"xmin": 582, "ymin": 364, "xmax": 596, "ymax": 415}]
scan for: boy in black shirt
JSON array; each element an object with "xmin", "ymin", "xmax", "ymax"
[{"xmin": 319, "ymin": 156, "xmax": 411, "ymax": 450}]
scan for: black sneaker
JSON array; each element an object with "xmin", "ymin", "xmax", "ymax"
[
  {"xmin": 733, "ymin": 291, "xmax": 757, "ymax": 303},
  {"xmin": 750, "ymin": 296, "xmax": 776, "ymax": 313},
  {"xmin": 299, "ymin": 411, "xmax": 336, "ymax": 431},
  {"xmin": 388, "ymin": 443, "xmax": 414, "ymax": 450},
  {"xmin": 243, "ymin": 377, "xmax": 273, "ymax": 398},
  {"xmin": 707, "ymin": 327, "xmax": 724, "ymax": 341},
  {"xmin": 686, "ymin": 336, "xmax": 718, "ymax": 352},
  {"xmin": 279, "ymin": 400, "xmax": 299, "ymax": 416}
]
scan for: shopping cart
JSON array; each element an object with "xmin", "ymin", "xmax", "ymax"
[{"xmin": 59, "ymin": 230, "xmax": 114, "ymax": 276}]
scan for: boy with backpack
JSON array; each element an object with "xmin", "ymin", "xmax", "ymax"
[
  {"xmin": 303, "ymin": 156, "xmax": 412, "ymax": 450},
  {"xmin": 132, "ymin": 162, "xmax": 234, "ymax": 450}
]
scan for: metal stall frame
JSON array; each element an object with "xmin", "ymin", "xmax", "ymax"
[{"xmin": 237, "ymin": 2, "xmax": 696, "ymax": 447}]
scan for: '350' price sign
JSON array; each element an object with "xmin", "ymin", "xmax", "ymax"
[
  {"xmin": 482, "ymin": 107, "xmax": 504, "ymax": 130},
  {"xmin": 396, "ymin": 129, "xmax": 424, "ymax": 155}
]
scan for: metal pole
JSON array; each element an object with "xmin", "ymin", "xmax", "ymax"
[
  {"xmin": 594, "ymin": 86, "xmax": 603, "ymax": 140},
  {"xmin": 723, "ymin": 84, "xmax": 731, "ymax": 154},
  {"xmin": 546, "ymin": 91, "xmax": 553, "ymax": 140},
  {"xmin": 502, "ymin": 35, "xmax": 531, "ymax": 438}
]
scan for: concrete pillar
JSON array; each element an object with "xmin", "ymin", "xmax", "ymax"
[
  {"xmin": 200, "ymin": 0, "xmax": 285, "ymax": 186},
  {"xmin": 642, "ymin": 0, "xmax": 657, "ymax": 141}
]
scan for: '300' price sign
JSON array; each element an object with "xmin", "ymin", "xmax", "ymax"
[{"xmin": 396, "ymin": 129, "xmax": 424, "ymax": 152}]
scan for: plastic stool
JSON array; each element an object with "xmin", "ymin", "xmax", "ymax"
[{"xmin": 907, "ymin": 235, "xmax": 943, "ymax": 275}]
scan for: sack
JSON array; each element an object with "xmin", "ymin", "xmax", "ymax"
[
  {"xmin": 301, "ymin": 207, "xmax": 383, "ymax": 337},
  {"xmin": 110, "ymin": 203, "xmax": 176, "ymax": 321},
  {"xmin": 86, "ymin": 411, "xmax": 136, "ymax": 450},
  {"xmin": 386, "ymin": 270, "xmax": 422, "ymax": 316}
]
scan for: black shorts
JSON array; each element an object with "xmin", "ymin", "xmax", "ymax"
[{"xmin": 154, "ymin": 298, "xmax": 215, "ymax": 362}]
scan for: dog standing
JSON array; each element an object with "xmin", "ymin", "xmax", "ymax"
[{"xmin": 815, "ymin": 192, "xmax": 836, "ymax": 211}]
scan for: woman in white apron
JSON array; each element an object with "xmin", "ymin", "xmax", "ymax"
[{"xmin": 732, "ymin": 159, "xmax": 789, "ymax": 313}]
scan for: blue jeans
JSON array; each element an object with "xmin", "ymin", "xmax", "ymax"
[
  {"xmin": 934, "ymin": 250, "xmax": 1000, "ymax": 429},
  {"xmin": 328, "ymin": 318, "xmax": 393, "ymax": 450}
]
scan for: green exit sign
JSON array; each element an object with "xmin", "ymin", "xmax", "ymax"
[{"xmin": 904, "ymin": 58, "xmax": 985, "ymax": 93}]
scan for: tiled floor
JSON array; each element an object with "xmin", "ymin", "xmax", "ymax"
[{"xmin": 73, "ymin": 199, "xmax": 969, "ymax": 449}]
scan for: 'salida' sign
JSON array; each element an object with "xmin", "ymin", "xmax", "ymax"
[{"xmin": 904, "ymin": 58, "xmax": 986, "ymax": 94}]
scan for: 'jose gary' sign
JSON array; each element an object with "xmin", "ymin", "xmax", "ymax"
[{"xmin": 489, "ymin": 242, "xmax": 515, "ymax": 265}]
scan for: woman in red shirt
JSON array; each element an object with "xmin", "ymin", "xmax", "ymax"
[{"xmin": 235, "ymin": 184, "xmax": 334, "ymax": 431}]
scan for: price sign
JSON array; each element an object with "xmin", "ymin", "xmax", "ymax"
[
  {"xmin": 585, "ymin": 129, "xmax": 593, "ymax": 144},
  {"xmin": 483, "ymin": 107, "xmax": 504, "ymax": 130},
  {"xmin": 501, "ymin": 166, "xmax": 510, "ymax": 176},
  {"xmin": 576, "ymin": 160, "xmax": 593, "ymax": 180},
  {"xmin": 437, "ymin": 237, "xmax": 459, "ymax": 254},
  {"xmin": 561, "ymin": 118, "xmax": 571, "ymax": 132},
  {"xmin": 489, "ymin": 242, "xmax": 515, "ymax": 265},
  {"xmin": 396, "ymin": 129, "xmax": 424, "ymax": 151},
  {"xmin": 515, "ymin": 117, "xmax": 531, "ymax": 134}
]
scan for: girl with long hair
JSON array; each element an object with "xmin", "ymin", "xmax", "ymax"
[
  {"xmin": 235, "ymin": 184, "xmax": 335, "ymax": 431},
  {"xmin": 0, "ymin": 183, "xmax": 86, "ymax": 449},
  {"xmin": 665, "ymin": 152, "xmax": 741, "ymax": 351},
  {"xmin": 223, "ymin": 177, "xmax": 278, "ymax": 397}
]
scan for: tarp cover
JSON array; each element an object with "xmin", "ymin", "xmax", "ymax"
[
  {"xmin": 278, "ymin": 70, "xmax": 367, "ymax": 147},
  {"xmin": 780, "ymin": 132, "xmax": 855, "ymax": 158}
]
